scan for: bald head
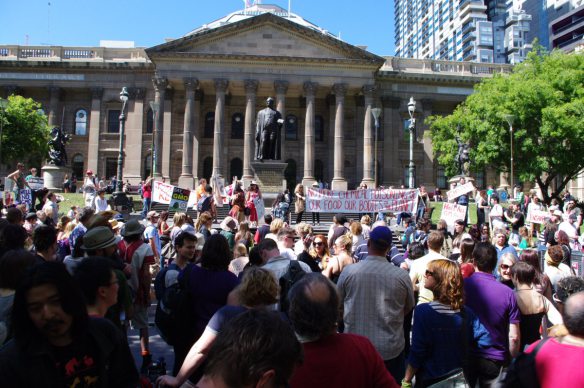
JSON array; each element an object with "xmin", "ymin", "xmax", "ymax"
[
  {"xmin": 564, "ymin": 291, "xmax": 584, "ymax": 337},
  {"xmin": 288, "ymin": 273, "xmax": 339, "ymax": 341}
]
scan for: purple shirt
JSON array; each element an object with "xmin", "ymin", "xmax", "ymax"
[{"xmin": 464, "ymin": 272, "xmax": 520, "ymax": 361}]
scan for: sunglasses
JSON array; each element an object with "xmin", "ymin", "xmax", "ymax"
[
  {"xmin": 500, "ymin": 264, "xmax": 513, "ymax": 270},
  {"xmin": 313, "ymin": 241, "xmax": 324, "ymax": 247},
  {"xmin": 425, "ymin": 270, "xmax": 434, "ymax": 277}
]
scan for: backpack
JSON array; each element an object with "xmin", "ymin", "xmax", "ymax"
[
  {"xmin": 502, "ymin": 338, "xmax": 549, "ymax": 388},
  {"xmin": 154, "ymin": 263, "xmax": 195, "ymax": 346},
  {"xmin": 197, "ymin": 196, "xmax": 213, "ymax": 213},
  {"xmin": 278, "ymin": 260, "xmax": 306, "ymax": 314}
]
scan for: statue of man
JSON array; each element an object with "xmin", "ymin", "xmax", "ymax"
[{"xmin": 255, "ymin": 97, "xmax": 283, "ymax": 160}]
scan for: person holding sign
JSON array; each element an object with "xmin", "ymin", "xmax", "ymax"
[{"xmin": 7, "ymin": 163, "xmax": 31, "ymax": 204}]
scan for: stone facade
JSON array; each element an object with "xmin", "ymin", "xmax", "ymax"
[{"xmin": 0, "ymin": 11, "xmax": 512, "ymax": 192}]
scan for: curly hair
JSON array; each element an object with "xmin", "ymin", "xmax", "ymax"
[
  {"xmin": 427, "ymin": 259, "xmax": 464, "ymax": 310},
  {"xmin": 237, "ymin": 267, "xmax": 279, "ymax": 307}
]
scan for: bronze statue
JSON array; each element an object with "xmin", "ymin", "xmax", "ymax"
[
  {"xmin": 48, "ymin": 126, "xmax": 71, "ymax": 167},
  {"xmin": 255, "ymin": 97, "xmax": 283, "ymax": 160},
  {"xmin": 455, "ymin": 134, "xmax": 470, "ymax": 176}
]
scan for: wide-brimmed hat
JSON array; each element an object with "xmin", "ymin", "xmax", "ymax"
[
  {"xmin": 220, "ymin": 216, "xmax": 238, "ymax": 232},
  {"xmin": 82, "ymin": 226, "xmax": 118, "ymax": 250},
  {"xmin": 109, "ymin": 219, "xmax": 123, "ymax": 231},
  {"xmin": 121, "ymin": 219, "xmax": 145, "ymax": 237}
]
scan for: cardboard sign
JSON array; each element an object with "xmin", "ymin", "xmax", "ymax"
[
  {"xmin": 306, "ymin": 188, "xmax": 419, "ymax": 214},
  {"xmin": 210, "ymin": 176, "xmax": 225, "ymax": 208},
  {"xmin": 169, "ymin": 187, "xmax": 191, "ymax": 212},
  {"xmin": 254, "ymin": 196, "xmax": 265, "ymax": 221},
  {"xmin": 527, "ymin": 209, "xmax": 550, "ymax": 224},
  {"xmin": 27, "ymin": 177, "xmax": 44, "ymax": 190},
  {"xmin": 447, "ymin": 182, "xmax": 475, "ymax": 201},
  {"xmin": 19, "ymin": 189, "xmax": 32, "ymax": 207},
  {"xmin": 440, "ymin": 202, "xmax": 468, "ymax": 228},
  {"xmin": 152, "ymin": 181, "xmax": 174, "ymax": 204}
]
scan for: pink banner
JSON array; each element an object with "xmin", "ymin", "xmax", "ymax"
[{"xmin": 306, "ymin": 188, "xmax": 419, "ymax": 214}]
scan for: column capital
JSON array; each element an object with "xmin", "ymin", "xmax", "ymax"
[
  {"xmin": 214, "ymin": 78, "xmax": 229, "ymax": 93},
  {"xmin": 245, "ymin": 79, "xmax": 259, "ymax": 95},
  {"xmin": 332, "ymin": 83, "xmax": 347, "ymax": 98},
  {"xmin": 274, "ymin": 80, "xmax": 289, "ymax": 94},
  {"xmin": 152, "ymin": 77, "xmax": 168, "ymax": 92},
  {"xmin": 184, "ymin": 78, "xmax": 199, "ymax": 91},
  {"xmin": 90, "ymin": 87, "xmax": 104, "ymax": 100},
  {"xmin": 362, "ymin": 84, "xmax": 376, "ymax": 98},
  {"xmin": 303, "ymin": 81, "xmax": 318, "ymax": 96}
]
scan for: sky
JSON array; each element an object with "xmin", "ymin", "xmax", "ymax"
[{"xmin": 0, "ymin": 0, "xmax": 395, "ymax": 56}]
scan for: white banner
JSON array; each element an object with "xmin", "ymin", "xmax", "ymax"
[
  {"xmin": 440, "ymin": 203, "xmax": 468, "ymax": 228},
  {"xmin": 254, "ymin": 196, "xmax": 265, "ymax": 221},
  {"xmin": 211, "ymin": 176, "xmax": 225, "ymax": 208},
  {"xmin": 527, "ymin": 209, "xmax": 550, "ymax": 224},
  {"xmin": 447, "ymin": 182, "xmax": 475, "ymax": 201},
  {"xmin": 306, "ymin": 188, "xmax": 419, "ymax": 214},
  {"xmin": 152, "ymin": 181, "xmax": 174, "ymax": 204}
]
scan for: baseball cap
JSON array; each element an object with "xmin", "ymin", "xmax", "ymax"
[{"xmin": 369, "ymin": 225, "xmax": 392, "ymax": 246}]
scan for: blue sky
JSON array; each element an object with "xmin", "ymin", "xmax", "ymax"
[{"xmin": 0, "ymin": 0, "xmax": 395, "ymax": 56}]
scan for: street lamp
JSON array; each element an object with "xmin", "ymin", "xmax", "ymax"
[
  {"xmin": 371, "ymin": 107, "xmax": 381, "ymax": 188},
  {"xmin": 149, "ymin": 100, "xmax": 159, "ymax": 177},
  {"xmin": 407, "ymin": 96, "xmax": 417, "ymax": 189},
  {"xmin": 115, "ymin": 87, "xmax": 129, "ymax": 193},
  {"xmin": 0, "ymin": 98, "xmax": 8, "ymax": 173},
  {"xmin": 504, "ymin": 114, "xmax": 515, "ymax": 191}
]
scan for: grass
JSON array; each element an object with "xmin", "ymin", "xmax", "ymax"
[{"xmin": 58, "ymin": 193, "xmax": 143, "ymax": 212}]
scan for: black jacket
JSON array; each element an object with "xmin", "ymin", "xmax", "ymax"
[{"xmin": 0, "ymin": 317, "xmax": 138, "ymax": 387}]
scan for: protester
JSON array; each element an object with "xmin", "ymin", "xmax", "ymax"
[
  {"xmin": 322, "ymin": 234, "xmax": 354, "ymax": 283},
  {"xmin": 410, "ymin": 231, "xmax": 448, "ymax": 304},
  {"xmin": 194, "ymin": 211, "xmax": 213, "ymax": 242},
  {"xmin": 229, "ymin": 243, "xmax": 249, "ymax": 277},
  {"xmin": 258, "ymin": 238, "xmax": 312, "ymax": 283},
  {"xmin": 310, "ymin": 233, "xmax": 331, "ymax": 271},
  {"xmin": 144, "ymin": 210, "xmax": 162, "ymax": 268},
  {"xmin": 254, "ymin": 214, "xmax": 272, "ymax": 244},
  {"xmin": 294, "ymin": 183, "xmax": 306, "ymax": 225},
  {"xmin": 141, "ymin": 177, "xmax": 153, "ymax": 219},
  {"xmin": 68, "ymin": 207, "xmax": 95, "ymax": 250},
  {"xmin": 219, "ymin": 216, "xmax": 238, "ymax": 252},
  {"xmin": 544, "ymin": 244, "xmax": 575, "ymax": 291},
  {"xmin": 498, "ymin": 252, "xmax": 517, "ymax": 288},
  {"xmin": 73, "ymin": 257, "xmax": 119, "ymax": 318},
  {"xmin": 276, "ymin": 227, "xmax": 297, "ymax": 261},
  {"xmin": 32, "ymin": 224, "xmax": 58, "ymax": 265},
  {"xmin": 234, "ymin": 221, "xmax": 253, "ymax": 251}
]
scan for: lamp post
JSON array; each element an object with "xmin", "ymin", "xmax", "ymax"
[
  {"xmin": 407, "ymin": 97, "xmax": 417, "ymax": 189},
  {"xmin": 504, "ymin": 114, "xmax": 515, "ymax": 191},
  {"xmin": 0, "ymin": 98, "xmax": 8, "ymax": 174},
  {"xmin": 371, "ymin": 107, "xmax": 381, "ymax": 188},
  {"xmin": 115, "ymin": 87, "xmax": 129, "ymax": 193},
  {"xmin": 149, "ymin": 100, "xmax": 159, "ymax": 177}
]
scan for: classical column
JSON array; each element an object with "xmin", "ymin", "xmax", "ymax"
[
  {"xmin": 243, "ymin": 79, "xmax": 258, "ymax": 181},
  {"xmin": 178, "ymin": 78, "xmax": 198, "ymax": 189},
  {"xmin": 124, "ymin": 88, "xmax": 145, "ymax": 182},
  {"xmin": 162, "ymin": 88, "xmax": 173, "ymax": 180},
  {"xmin": 212, "ymin": 79, "xmax": 228, "ymax": 178},
  {"xmin": 274, "ymin": 80, "xmax": 288, "ymax": 161},
  {"xmin": 87, "ymin": 87, "xmax": 103, "ymax": 174},
  {"xmin": 302, "ymin": 81, "xmax": 318, "ymax": 186},
  {"xmin": 361, "ymin": 84, "xmax": 375, "ymax": 187},
  {"xmin": 152, "ymin": 77, "xmax": 168, "ymax": 178},
  {"xmin": 192, "ymin": 90, "xmax": 202, "ymax": 183},
  {"xmin": 47, "ymin": 86, "xmax": 60, "ymax": 127},
  {"xmin": 331, "ymin": 83, "xmax": 347, "ymax": 190}
]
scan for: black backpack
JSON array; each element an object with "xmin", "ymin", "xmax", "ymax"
[
  {"xmin": 278, "ymin": 260, "xmax": 306, "ymax": 314},
  {"xmin": 154, "ymin": 263, "xmax": 195, "ymax": 346},
  {"xmin": 502, "ymin": 338, "xmax": 549, "ymax": 388}
]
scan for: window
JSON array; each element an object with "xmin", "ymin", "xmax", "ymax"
[
  {"xmin": 107, "ymin": 110, "xmax": 120, "ymax": 133},
  {"xmin": 230, "ymin": 158, "xmax": 243, "ymax": 180},
  {"xmin": 315, "ymin": 115, "xmax": 324, "ymax": 142},
  {"xmin": 105, "ymin": 158, "xmax": 117, "ymax": 179},
  {"xmin": 315, "ymin": 159, "xmax": 324, "ymax": 182},
  {"xmin": 284, "ymin": 159, "xmax": 297, "ymax": 191},
  {"xmin": 437, "ymin": 166, "xmax": 447, "ymax": 189},
  {"xmin": 74, "ymin": 109, "xmax": 87, "ymax": 136},
  {"xmin": 204, "ymin": 112, "xmax": 214, "ymax": 138},
  {"xmin": 72, "ymin": 154, "xmax": 84, "ymax": 180},
  {"xmin": 231, "ymin": 113, "xmax": 244, "ymax": 139},
  {"xmin": 203, "ymin": 157, "xmax": 213, "ymax": 182},
  {"xmin": 144, "ymin": 155, "xmax": 152, "ymax": 179},
  {"xmin": 285, "ymin": 115, "xmax": 298, "ymax": 140},
  {"xmin": 146, "ymin": 109, "xmax": 153, "ymax": 134}
]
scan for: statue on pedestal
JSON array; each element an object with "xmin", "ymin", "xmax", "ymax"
[
  {"xmin": 48, "ymin": 126, "xmax": 71, "ymax": 167},
  {"xmin": 456, "ymin": 133, "xmax": 471, "ymax": 176},
  {"xmin": 255, "ymin": 97, "xmax": 283, "ymax": 161}
]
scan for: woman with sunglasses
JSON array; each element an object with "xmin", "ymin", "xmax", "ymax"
[
  {"xmin": 309, "ymin": 234, "xmax": 331, "ymax": 271},
  {"xmin": 498, "ymin": 253, "xmax": 517, "ymax": 289},
  {"xmin": 403, "ymin": 260, "xmax": 491, "ymax": 388}
]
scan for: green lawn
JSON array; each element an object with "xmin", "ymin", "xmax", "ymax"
[{"xmin": 58, "ymin": 193, "xmax": 143, "ymax": 212}]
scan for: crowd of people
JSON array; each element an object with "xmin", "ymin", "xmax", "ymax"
[{"xmin": 1, "ymin": 164, "xmax": 584, "ymax": 387}]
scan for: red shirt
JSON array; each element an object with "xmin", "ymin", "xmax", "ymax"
[
  {"xmin": 142, "ymin": 184, "xmax": 152, "ymax": 199},
  {"xmin": 527, "ymin": 338, "xmax": 584, "ymax": 388}
]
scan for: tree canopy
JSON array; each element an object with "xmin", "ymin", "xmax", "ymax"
[
  {"xmin": 428, "ymin": 47, "xmax": 584, "ymax": 204},
  {"xmin": 0, "ymin": 95, "xmax": 51, "ymax": 168}
]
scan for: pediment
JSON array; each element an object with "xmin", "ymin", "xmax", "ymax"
[{"xmin": 147, "ymin": 13, "xmax": 384, "ymax": 65}]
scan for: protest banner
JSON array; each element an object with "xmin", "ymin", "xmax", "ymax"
[
  {"xmin": 527, "ymin": 209, "xmax": 550, "ymax": 224},
  {"xmin": 169, "ymin": 187, "xmax": 191, "ymax": 212},
  {"xmin": 152, "ymin": 180, "xmax": 174, "ymax": 204},
  {"xmin": 27, "ymin": 177, "xmax": 44, "ymax": 190},
  {"xmin": 447, "ymin": 182, "xmax": 475, "ymax": 201},
  {"xmin": 439, "ymin": 202, "xmax": 468, "ymax": 229},
  {"xmin": 210, "ymin": 176, "xmax": 225, "ymax": 207},
  {"xmin": 306, "ymin": 188, "xmax": 419, "ymax": 214},
  {"xmin": 19, "ymin": 189, "xmax": 32, "ymax": 208},
  {"xmin": 254, "ymin": 196, "xmax": 265, "ymax": 221}
]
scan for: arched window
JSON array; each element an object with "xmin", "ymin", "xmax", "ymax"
[
  {"xmin": 72, "ymin": 154, "xmax": 84, "ymax": 180},
  {"xmin": 146, "ymin": 109, "xmax": 153, "ymax": 134},
  {"xmin": 74, "ymin": 109, "xmax": 87, "ymax": 136},
  {"xmin": 231, "ymin": 113, "xmax": 244, "ymax": 139},
  {"xmin": 285, "ymin": 115, "xmax": 298, "ymax": 140},
  {"xmin": 230, "ymin": 158, "xmax": 243, "ymax": 180},
  {"xmin": 315, "ymin": 115, "xmax": 324, "ymax": 142},
  {"xmin": 315, "ymin": 159, "xmax": 324, "ymax": 182},
  {"xmin": 284, "ymin": 159, "xmax": 297, "ymax": 191},
  {"xmin": 203, "ymin": 157, "xmax": 213, "ymax": 181},
  {"xmin": 204, "ymin": 112, "xmax": 215, "ymax": 138},
  {"xmin": 144, "ymin": 154, "xmax": 152, "ymax": 179}
]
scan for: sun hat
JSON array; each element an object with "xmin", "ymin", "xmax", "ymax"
[
  {"xmin": 82, "ymin": 226, "xmax": 118, "ymax": 250},
  {"xmin": 121, "ymin": 218, "xmax": 145, "ymax": 237},
  {"xmin": 220, "ymin": 216, "xmax": 238, "ymax": 232}
]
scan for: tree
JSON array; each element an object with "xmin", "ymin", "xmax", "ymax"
[
  {"xmin": 0, "ymin": 95, "xmax": 51, "ymax": 168},
  {"xmin": 428, "ymin": 47, "xmax": 584, "ymax": 205}
]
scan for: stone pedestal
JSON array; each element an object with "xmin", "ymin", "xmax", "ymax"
[
  {"xmin": 42, "ymin": 165, "xmax": 71, "ymax": 192},
  {"xmin": 250, "ymin": 160, "xmax": 288, "ymax": 201}
]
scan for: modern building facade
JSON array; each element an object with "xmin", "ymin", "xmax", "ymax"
[
  {"xmin": 549, "ymin": 3, "xmax": 584, "ymax": 52},
  {"xmin": 0, "ymin": 4, "xmax": 513, "ymax": 192}
]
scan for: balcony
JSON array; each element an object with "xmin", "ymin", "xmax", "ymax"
[{"xmin": 0, "ymin": 45, "xmax": 150, "ymax": 63}]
